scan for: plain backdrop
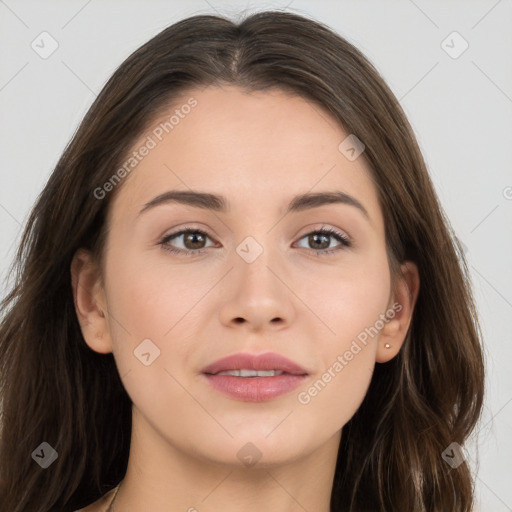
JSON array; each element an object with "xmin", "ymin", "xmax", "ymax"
[{"xmin": 0, "ymin": 0, "xmax": 511, "ymax": 510}]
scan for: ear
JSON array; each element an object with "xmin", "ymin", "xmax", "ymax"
[
  {"xmin": 70, "ymin": 248, "xmax": 113, "ymax": 354},
  {"xmin": 376, "ymin": 260, "xmax": 420, "ymax": 363}
]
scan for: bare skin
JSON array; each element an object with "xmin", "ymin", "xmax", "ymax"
[{"xmin": 72, "ymin": 85, "xmax": 419, "ymax": 512}]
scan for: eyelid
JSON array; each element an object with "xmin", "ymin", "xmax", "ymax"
[{"xmin": 295, "ymin": 224, "xmax": 351, "ymax": 244}]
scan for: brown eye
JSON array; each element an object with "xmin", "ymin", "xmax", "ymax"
[
  {"xmin": 181, "ymin": 231, "xmax": 207, "ymax": 250},
  {"xmin": 295, "ymin": 227, "xmax": 351, "ymax": 255},
  {"xmin": 307, "ymin": 232, "xmax": 330, "ymax": 250},
  {"xmin": 160, "ymin": 229, "xmax": 214, "ymax": 255}
]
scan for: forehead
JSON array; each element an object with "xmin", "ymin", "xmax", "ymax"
[{"xmin": 109, "ymin": 85, "xmax": 382, "ymax": 227}]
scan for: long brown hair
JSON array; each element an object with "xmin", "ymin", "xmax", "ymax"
[{"xmin": 0, "ymin": 10, "xmax": 484, "ymax": 511}]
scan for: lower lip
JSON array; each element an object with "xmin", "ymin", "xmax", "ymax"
[{"xmin": 203, "ymin": 373, "xmax": 308, "ymax": 402}]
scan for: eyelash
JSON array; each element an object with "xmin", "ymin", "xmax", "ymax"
[{"xmin": 159, "ymin": 226, "xmax": 352, "ymax": 257}]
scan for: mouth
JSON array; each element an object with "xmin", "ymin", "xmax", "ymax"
[
  {"xmin": 201, "ymin": 352, "xmax": 309, "ymax": 402},
  {"xmin": 212, "ymin": 369, "xmax": 287, "ymax": 377},
  {"xmin": 201, "ymin": 351, "xmax": 308, "ymax": 376}
]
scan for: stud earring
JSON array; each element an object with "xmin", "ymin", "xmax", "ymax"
[{"xmin": 384, "ymin": 343, "xmax": 391, "ymax": 349}]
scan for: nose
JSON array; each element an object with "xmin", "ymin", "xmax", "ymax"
[{"xmin": 218, "ymin": 246, "xmax": 296, "ymax": 333}]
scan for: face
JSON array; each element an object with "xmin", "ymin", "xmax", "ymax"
[{"xmin": 74, "ymin": 85, "xmax": 416, "ymax": 469}]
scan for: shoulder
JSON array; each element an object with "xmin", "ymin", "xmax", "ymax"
[{"xmin": 73, "ymin": 486, "xmax": 119, "ymax": 512}]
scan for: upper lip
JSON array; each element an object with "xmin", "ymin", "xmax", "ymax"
[{"xmin": 202, "ymin": 352, "xmax": 308, "ymax": 376}]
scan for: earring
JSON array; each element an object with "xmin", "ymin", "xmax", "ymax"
[{"xmin": 384, "ymin": 343, "xmax": 391, "ymax": 349}]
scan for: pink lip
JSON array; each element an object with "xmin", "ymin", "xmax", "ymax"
[
  {"xmin": 201, "ymin": 352, "xmax": 309, "ymax": 402},
  {"xmin": 201, "ymin": 352, "xmax": 308, "ymax": 376}
]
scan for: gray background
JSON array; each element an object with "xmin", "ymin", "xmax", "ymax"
[{"xmin": 1, "ymin": 0, "xmax": 511, "ymax": 509}]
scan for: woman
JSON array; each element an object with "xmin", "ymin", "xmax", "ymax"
[{"xmin": 0, "ymin": 10, "xmax": 484, "ymax": 512}]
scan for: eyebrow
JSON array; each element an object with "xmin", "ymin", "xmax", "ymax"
[{"xmin": 138, "ymin": 190, "xmax": 370, "ymax": 220}]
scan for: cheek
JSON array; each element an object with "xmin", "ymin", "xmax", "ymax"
[
  {"xmin": 105, "ymin": 246, "xmax": 210, "ymax": 340},
  {"xmin": 294, "ymin": 249, "xmax": 389, "ymax": 419},
  {"xmin": 102, "ymin": 246, "xmax": 219, "ymax": 400},
  {"xmin": 297, "ymin": 346, "xmax": 375, "ymax": 433},
  {"xmin": 102, "ymin": 252, "xmax": 206, "ymax": 433},
  {"xmin": 299, "ymin": 246, "xmax": 392, "ymax": 344}
]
